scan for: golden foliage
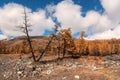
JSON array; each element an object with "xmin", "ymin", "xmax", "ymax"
[{"xmin": 0, "ymin": 29, "xmax": 120, "ymax": 57}]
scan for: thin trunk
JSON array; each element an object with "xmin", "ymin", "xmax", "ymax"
[
  {"xmin": 37, "ymin": 36, "xmax": 54, "ymax": 61},
  {"xmin": 26, "ymin": 28, "xmax": 36, "ymax": 61},
  {"xmin": 58, "ymin": 41, "xmax": 61, "ymax": 59},
  {"xmin": 63, "ymin": 39, "xmax": 66, "ymax": 58},
  {"xmin": 24, "ymin": 8, "xmax": 36, "ymax": 62}
]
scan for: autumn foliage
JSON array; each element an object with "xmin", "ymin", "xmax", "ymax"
[{"xmin": 0, "ymin": 28, "xmax": 120, "ymax": 58}]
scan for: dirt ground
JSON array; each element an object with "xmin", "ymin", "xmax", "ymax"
[{"xmin": 0, "ymin": 54, "xmax": 120, "ymax": 80}]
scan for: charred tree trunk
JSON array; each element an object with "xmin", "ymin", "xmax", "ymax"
[
  {"xmin": 18, "ymin": 8, "xmax": 36, "ymax": 62},
  {"xmin": 23, "ymin": 8, "xmax": 36, "ymax": 62},
  {"xmin": 37, "ymin": 25, "xmax": 60, "ymax": 61},
  {"xmin": 63, "ymin": 39, "xmax": 67, "ymax": 58},
  {"xmin": 36, "ymin": 36, "xmax": 54, "ymax": 61}
]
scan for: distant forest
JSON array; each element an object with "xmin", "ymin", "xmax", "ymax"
[{"xmin": 0, "ymin": 27, "xmax": 120, "ymax": 57}]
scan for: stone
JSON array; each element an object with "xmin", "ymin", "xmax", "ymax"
[
  {"xmin": 17, "ymin": 71, "xmax": 23, "ymax": 75},
  {"xmin": 4, "ymin": 71, "xmax": 12, "ymax": 79},
  {"xmin": 46, "ymin": 70, "xmax": 52, "ymax": 74},
  {"xmin": 27, "ymin": 61, "xmax": 32, "ymax": 65},
  {"xmin": 74, "ymin": 75, "xmax": 80, "ymax": 79},
  {"xmin": 42, "ymin": 69, "xmax": 53, "ymax": 75},
  {"xmin": 62, "ymin": 77, "xmax": 67, "ymax": 79}
]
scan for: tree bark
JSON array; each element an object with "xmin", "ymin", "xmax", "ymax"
[{"xmin": 23, "ymin": 8, "xmax": 36, "ymax": 62}]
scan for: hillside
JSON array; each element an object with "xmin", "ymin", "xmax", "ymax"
[
  {"xmin": 0, "ymin": 36, "xmax": 120, "ymax": 80},
  {"xmin": 0, "ymin": 53, "xmax": 120, "ymax": 80}
]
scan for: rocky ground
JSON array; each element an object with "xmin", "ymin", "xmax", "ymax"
[{"xmin": 0, "ymin": 54, "xmax": 120, "ymax": 80}]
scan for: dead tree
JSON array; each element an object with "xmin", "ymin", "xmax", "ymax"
[
  {"xmin": 36, "ymin": 25, "xmax": 60, "ymax": 61},
  {"xmin": 17, "ymin": 8, "xmax": 36, "ymax": 62}
]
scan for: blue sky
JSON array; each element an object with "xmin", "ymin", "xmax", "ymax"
[
  {"xmin": 0, "ymin": 0, "xmax": 104, "ymax": 14},
  {"xmin": 0, "ymin": 0, "xmax": 61, "ymax": 11},
  {"xmin": 0, "ymin": 0, "xmax": 120, "ymax": 40}
]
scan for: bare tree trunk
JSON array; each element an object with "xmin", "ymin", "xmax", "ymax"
[
  {"xmin": 36, "ymin": 25, "xmax": 60, "ymax": 61},
  {"xmin": 63, "ymin": 39, "xmax": 66, "ymax": 58},
  {"xmin": 57, "ymin": 40, "xmax": 61, "ymax": 59},
  {"xmin": 20, "ymin": 8, "xmax": 36, "ymax": 62},
  {"xmin": 36, "ymin": 36, "xmax": 54, "ymax": 61},
  {"xmin": 25, "ymin": 28, "xmax": 36, "ymax": 62}
]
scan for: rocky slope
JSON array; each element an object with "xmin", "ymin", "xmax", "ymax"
[{"xmin": 0, "ymin": 54, "xmax": 120, "ymax": 80}]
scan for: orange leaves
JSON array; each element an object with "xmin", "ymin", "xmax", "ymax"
[
  {"xmin": 0, "ymin": 41, "xmax": 6, "ymax": 54},
  {"xmin": 0, "ymin": 27, "xmax": 120, "ymax": 58},
  {"xmin": 76, "ymin": 38, "xmax": 120, "ymax": 56}
]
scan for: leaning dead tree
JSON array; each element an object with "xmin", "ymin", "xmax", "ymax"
[
  {"xmin": 36, "ymin": 25, "xmax": 60, "ymax": 61},
  {"xmin": 17, "ymin": 8, "xmax": 36, "ymax": 62},
  {"xmin": 37, "ymin": 26, "xmax": 76, "ymax": 61}
]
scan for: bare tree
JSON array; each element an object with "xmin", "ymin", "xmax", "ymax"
[
  {"xmin": 17, "ymin": 7, "xmax": 36, "ymax": 62},
  {"xmin": 36, "ymin": 25, "xmax": 60, "ymax": 61}
]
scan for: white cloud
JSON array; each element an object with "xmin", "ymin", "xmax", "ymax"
[
  {"xmin": 0, "ymin": 3, "xmax": 24, "ymax": 36},
  {"xmin": 29, "ymin": 10, "xmax": 54, "ymax": 36},
  {"xmin": 53, "ymin": 0, "xmax": 83, "ymax": 33},
  {"xmin": 101, "ymin": 0, "xmax": 120, "ymax": 23},
  {"xmin": 0, "ymin": 0, "xmax": 120, "ymax": 40},
  {"xmin": 83, "ymin": 11, "xmax": 113, "ymax": 34},
  {"xmin": 0, "ymin": 3, "xmax": 55, "ymax": 37},
  {"xmin": 89, "ymin": 24, "xmax": 120, "ymax": 39},
  {"xmin": 0, "ymin": 34, "xmax": 7, "ymax": 40},
  {"xmin": 50, "ymin": 0, "xmax": 120, "ymax": 39},
  {"xmin": 89, "ymin": 30, "xmax": 114, "ymax": 39},
  {"xmin": 88, "ymin": 0, "xmax": 120, "ymax": 39}
]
